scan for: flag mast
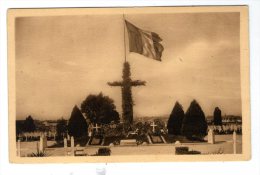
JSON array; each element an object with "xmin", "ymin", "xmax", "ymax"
[{"xmin": 123, "ymin": 14, "xmax": 127, "ymax": 63}]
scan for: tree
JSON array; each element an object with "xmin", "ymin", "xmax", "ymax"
[
  {"xmin": 68, "ymin": 105, "xmax": 88, "ymax": 138},
  {"xmin": 154, "ymin": 119, "xmax": 166, "ymax": 135},
  {"xmin": 56, "ymin": 118, "xmax": 67, "ymax": 140},
  {"xmin": 16, "ymin": 121, "xmax": 24, "ymax": 136},
  {"xmin": 23, "ymin": 115, "xmax": 36, "ymax": 132},
  {"xmin": 102, "ymin": 110, "xmax": 120, "ymax": 124},
  {"xmin": 81, "ymin": 93, "xmax": 120, "ymax": 124},
  {"xmin": 213, "ymin": 107, "xmax": 222, "ymax": 125},
  {"xmin": 181, "ymin": 100, "xmax": 208, "ymax": 140},
  {"xmin": 133, "ymin": 121, "xmax": 151, "ymax": 135},
  {"xmin": 167, "ymin": 101, "xmax": 184, "ymax": 135}
]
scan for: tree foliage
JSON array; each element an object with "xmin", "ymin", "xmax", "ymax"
[
  {"xmin": 107, "ymin": 62, "xmax": 145, "ymax": 124},
  {"xmin": 167, "ymin": 101, "xmax": 184, "ymax": 135},
  {"xmin": 121, "ymin": 62, "xmax": 134, "ymax": 124},
  {"xmin": 56, "ymin": 118, "xmax": 67, "ymax": 139},
  {"xmin": 16, "ymin": 121, "xmax": 24, "ymax": 135},
  {"xmin": 133, "ymin": 121, "xmax": 151, "ymax": 135},
  {"xmin": 213, "ymin": 107, "xmax": 222, "ymax": 125},
  {"xmin": 23, "ymin": 115, "xmax": 36, "ymax": 132},
  {"xmin": 181, "ymin": 100, "xmax": 208, "ymax": 140},
  {"xmin": 153, "ymin": 119, "xmax": 166, "ymax": 135},
  {"xmin": 81, "ymin": 93, "xmax": 120, "ymax": 124},
  {"xmin": 68, "ymin": 105, "xmax": 88, "ymax": 138}
]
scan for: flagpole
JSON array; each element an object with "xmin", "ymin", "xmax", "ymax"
[{"xmin": 123, "ymin": 14, "xmax": 126, "ymax": 63}]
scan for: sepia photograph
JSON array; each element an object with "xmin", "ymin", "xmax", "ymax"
[{"xmin": 8, "ymin": 6, "xmax": 250, "ymax": 163}]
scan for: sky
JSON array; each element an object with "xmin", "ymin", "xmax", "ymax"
[{"xmin": 15, "ymin": 12, "xmax": 241, "ymax": 120}]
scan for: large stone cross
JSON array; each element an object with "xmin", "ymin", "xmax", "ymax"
[{"xmin": 108, "ymin": 62, "xmax": 146, "ymax": 124}]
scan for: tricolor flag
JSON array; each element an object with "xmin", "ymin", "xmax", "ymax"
[{"xmin": 125, "ymin": 20, "xmax": 164, "ymax": 61}]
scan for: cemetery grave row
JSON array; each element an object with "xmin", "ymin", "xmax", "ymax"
[{"xmin": 16, "ymin": 130, "xmax": 240, "ymax": 157}]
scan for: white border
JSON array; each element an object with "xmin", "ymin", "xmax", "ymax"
[{"xmin": 0, "ymin": 0, "xmax": 260, "ymax": 175}]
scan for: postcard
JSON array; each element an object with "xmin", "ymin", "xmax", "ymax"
[{"xmin": 8, "ymin": 6, "xmax": 250, "ymax": 163}]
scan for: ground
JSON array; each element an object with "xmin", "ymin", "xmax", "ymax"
[{"xmin": 17, "ymin": 134, "xmax": 242, "ymax": 157}]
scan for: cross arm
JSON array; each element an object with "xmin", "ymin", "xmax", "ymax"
[
  {"xmin": 131, "ymin": 80, "xmax": 146, "ymax": 86},
  {"xmin": 107, "ymin": 81, "xmax": 123, "ymax": 86}
]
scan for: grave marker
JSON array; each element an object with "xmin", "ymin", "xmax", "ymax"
[
  {"xmin": 233, "ymin": 131, "xmax": 237, "ymax": 154},
  {"xmin": 17, "ymin": 139, "xmax": 21, "ymax": 157},
  {"xmin": 71, "ymin": 136, "xmax": 75, "ymax": 147},
  {"xmin": 71, "ymin": 136, "xmax": 75, "ymax": 156},
  {"xmin": 207, "ymin": 129, "xmax": 215, "ymax": 144},
  {"xmin": 151, "ymin": 121, "xmax": 157, "ymax": 133},
  {"xmin": 146, "ymin": 135, "xmax": 152, "ymax": 144},
  {"xmin": 64, "ymin": 138, "xmax": 67, "ymax": 148},
  {"xmin": 39, "ymin": 135, "xmax": 47, "ymax": 152},
  {"xmin": 53, "ymin": 133, "xmax": 56, "ymax": 140},
  {"xmin": 161, "ymin": 136, "xmax": 167, "ymax": 143},
  {"xmin": 175, "ymin": 140, "xmax": 181, "ymax": 145},
  {"xmin": 93, "ymin": 124, "xmax": 101, "ymax": 132},
  {"xmin": 142, "ymin": 142, "xmax": 148, "ymax": 145},
  {"xmin": 150, "ymin": 135, "xmax": 163, "ymax": 143},
  {"xmin": 88, "ymin": 126, "xmax": 93, "ymax": 137}
]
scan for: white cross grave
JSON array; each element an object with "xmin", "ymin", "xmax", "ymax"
[
  {"xmin": 93, "ymin": 124, "xmax": 101, "ymax": 132},
  {"xmin": 151, "ymin": 122, "xmax": 157, "ymax": 133}
]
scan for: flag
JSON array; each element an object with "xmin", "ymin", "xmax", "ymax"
[{"xmin": 125, "ymin": 20, "xmax": 164, "ymax": 61}]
